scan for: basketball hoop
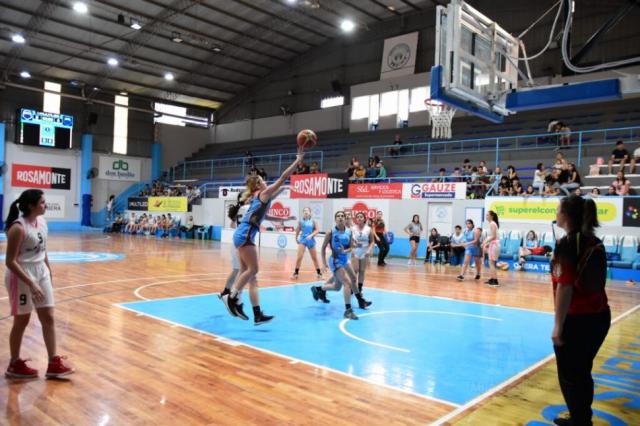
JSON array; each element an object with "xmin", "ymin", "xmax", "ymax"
[{"xmin": 425, "ymin": 99, "xmax": 456, "ymax": 139}]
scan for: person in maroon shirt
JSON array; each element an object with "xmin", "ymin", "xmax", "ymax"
[{"xmin": 551, "ymin": 194, "xmax": 610, "ymax": 426}]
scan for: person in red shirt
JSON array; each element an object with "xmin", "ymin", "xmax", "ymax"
[{"xmin": 551, "ymin": 194, "xmax": 610, "ymax": 426}]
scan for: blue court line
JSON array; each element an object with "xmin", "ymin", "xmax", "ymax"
[{"xmin": 118, "ymin": 283, "xmax": 554, "ymax": 406}]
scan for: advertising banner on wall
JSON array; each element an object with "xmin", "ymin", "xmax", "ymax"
[
  {"xmin": 380, "ymin": 32, "xmax": 419, "ymax": 80},
  {"xmin": 290, "ymin": 174, "xmax": 348, "ymax": 199},
  {"xmin": 332, "ymin": 199, "xmax": 390, "ymax": 222},
  {"xmin": 623, "ymin": 197, "xmax": 640, "ymax": 227},
  {"xmin": 485, "ymin": 196, "xmax": 623, "ymax": 227},
  {"xmin": 12, "ymin": 163, "xmax": 71, "ymax": 190},
  {"xmin": 348, "ymin": 183, "xmax": 403, "ymax": 199},
  {"xmin": 148, "ymin": 197, "xmax": 188, "ymax": 212},
  {"xmin": 127, "ymin": 197, "xmax": 148, "ymax": 211},
  {"xmin": 44, "ymin": 195, "xmax": 66, "ymax": 219},
  {"xmin": 403, "ymin": 182, "xmax": 467, "ymax": 199},
  {"xmin": 98, "ymin": 156, "xmax": 141, "ymax": 181},
  {"xmin": 219, "ymin": 186, "xmax": 291, "ymax": 199},
  {"xmin": 263, "ymin": 198, "xmax": 299, "ymax": 232}
]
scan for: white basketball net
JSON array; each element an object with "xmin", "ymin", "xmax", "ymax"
[{"xmin": 425, "ymin": 99, "xmax": 456, "ymax": 139}]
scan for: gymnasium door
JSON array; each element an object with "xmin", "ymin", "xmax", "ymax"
[{"xmin": 427, "ymin": 203, "xmax": 453, "ymax": 236}]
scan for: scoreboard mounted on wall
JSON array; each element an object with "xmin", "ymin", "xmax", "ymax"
[{"xmin": 16, "ymin": 108, "xmax": 74, "ymax": 149}]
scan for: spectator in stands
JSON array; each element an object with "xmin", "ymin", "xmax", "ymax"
[
  {"xmin": 605, "ymin": 185, "xmax": 616, "ymax": 196},
  {"xmin": 293, "ymin": 162, "xmax": 309, "ymax": 175},
  {"xmin": 450, "ymin": 167, "xmax": 462, "ymax": 182},
  {"xmin": 513, "ymin": 181, "xmax": 524, "ymax": 196},
  {"xmin": 575, "ymin": 187, "xmax": 584, "ymax": 197},
  {"xmin": 433, "ymin": 168, "xmax": 447, "ymax": 183},
  {"xmin": 498, "ymin": 176, "xmax": 511, "ymax": 195},
  {"xmin": 111, "ymin": 214, "xmax": 123, "ymax": 233},
  {"xmin": 544, "ymin": 182, "xmax": 561, "ymax": 196},
  {"xmin": 244, "ymin": 150, "xmax": 254, "ymax": 166},
  {"xmin": 462, "ymin": 159, "xmax": 472, "ymax": 179},
  {"xmin": 524, "ymin": 185, "xmax": 536, "ymax": 196},
  {"xmin": 376, "ymin": 161, "xmax": 387, "ymax": 182},
  {"xmin": 449, "ymin": 226, "xmax": 465, "ymax": 266},
  {"xmin": 558, "ymin": 122, "xmax": 571, "ymax": 148},
  {"xmin": 632, "ymin": 147, "xmax": 639, "ymax": 174},
  {"xmin": 608, "ymin": 140, "xmax": 632, "ymax": 175},
  {"xmin": 346, "ymin": 157, "xmax": 359, "ymax": 179},
  {"xmin": 612, "ymin": 171, "xmax": 631, "ymax": 196},
  {"xmin": 590, "ymin": 188, "xmax": 601, "ymax": 198},
  {"xmin": 125, "ymin": 213, "xmax": 138, "ymax": 233},
  {"xmin": 470, "ymin": 166, "xmax": 479, "ymax": 182},
  {"xmin": 533, "ymin": 162, "xmax": 547, "ymax": 194},
  {"xmin": 425, "ymin": 228, "xmax": 442, "ymax": 264},
  {"xmin": 506, "ymin": 165, "xmax": 519, "ymax": 183},
  {"xmin": 309, "ymin": 161, "xmax": 321, "ymax": 174},
  {"xmin": 546, "ymin": 169, "xmax": 562, "ymax": 192},
  {"xmin": 390, "ymin": 134, "xmax": 403, "ymax": 157},
  {"xmin": 354, "ymin": 163, "xmax": 366, "ymax": 182},
  {"xmin": 258, "ymin": 168, "xmax": 268, "ymax": 180},
  {"xmin": 365, "ymin": 158, "xmax": 377, "ymax": 180},
  {"xmin": 560, "ymin": 163, "xmax": 582, "ymax": 196}
]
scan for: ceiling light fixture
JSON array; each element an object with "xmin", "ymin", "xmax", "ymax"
[
  {"xmin": 19, "ymin": 71, "xmax": 31, "ymax": 78},
  {"xmin": 171, "ymin": 31, "xmax": 183, "ymax": 43},
  {"xmin": 130, "ymin": 18, "xmax": 141, "ymax": 30},
  {"xmin": 11, "ymin": 34, "xmax": 25, "ymax": 44},
  {"xmin": 73, "ymin": 2, "xmax": 88, "ymax": 14},
  {"xmin": 107, "ymin": 57, "xmax": 119, "ymax": 66},
  {"xmin": 340, "ymin": 19, "xmax": 355, "ymax": 33},
  {"xmin": 212, "ymin": 46, "xmax": 222, "ymax": 52},
  {"xmin": 164, "ymin": 72, "xmax": 174, "ymax": 81}
]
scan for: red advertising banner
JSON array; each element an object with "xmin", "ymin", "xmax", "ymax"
[
  {"xmin": 347, "ymin": 183, "xmax": 403, "ymax": 199},
  {"xmin": 11, "ymin": 163, "xmax": 72, "ymax": 190},
  {"xmin": 290, "ymin": 173, "xmax": 348, "ymax": 199}
]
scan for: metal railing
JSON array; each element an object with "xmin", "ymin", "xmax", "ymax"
[
  {"xmin": 169, "ymin": 150, "xmax": 324, "ymax": 181},
  {"xmin": 370, "ymin": 125, "xmax": 640, "ymax": 172}
]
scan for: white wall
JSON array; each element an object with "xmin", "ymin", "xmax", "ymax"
[
  {"xmin": 157, "ymin": 123, "xmax": 211, "ymax": 170},
  {"xmin": 212, "ymin": 120, "xmax": 252, "ymax": 144},
  {"xmin": 90, "ymin": 153, "xmax": 152, "ymax": 213},
  {"xmin": 4, "ymin": 143, "xmax": 81, "ymax": 223}
]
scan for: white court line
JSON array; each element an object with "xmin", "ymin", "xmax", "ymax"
[
  {"xmin": 338, "ymin": 310, "xmax": 503, "ymax": 354},
  {"xmin": 114, "ymin": 303, "xmax": 460, "ymax": 409},
  {"xmin": 429, "ymin": 302, "xmax": 640, "ymax": 426},
  {"xmin": 369, "ymin": 287, "xmax": 554, "ymax": 315}
]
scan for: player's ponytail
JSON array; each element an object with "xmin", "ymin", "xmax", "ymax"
[
  {"xmin": 5, "ymin": 189, "xmax": 44, "ymax": 229},
  {"xmin": 240, "ymin": 175, "xmax": 261, "ymax": 204}
]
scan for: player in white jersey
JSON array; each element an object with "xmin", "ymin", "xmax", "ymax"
[
  {"xmin": 4, "ymin": 189, "xmax": 74, "ymax": 379},
  {"xmin": 351, "ymin": 212, "xmax": 374, "ymax": 303}
]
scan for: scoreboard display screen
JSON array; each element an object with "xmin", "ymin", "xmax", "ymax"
[{"xmin": 17, "ymin": 108, "xmax": 74, "ymax": 149}]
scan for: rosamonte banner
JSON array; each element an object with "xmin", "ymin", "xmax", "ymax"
[{"xmin": 484, "ymin": 196, "xmax": 623, "ymax": 227}]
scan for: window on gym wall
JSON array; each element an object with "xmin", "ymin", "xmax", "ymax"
[
  {"xmin": 397, "ymin": 89, "xmax": 409, "ymax": 124},
  {"xmin": 154, "ymin": 102, "xmax": 187, "ymax": 126},
  {"xmin": 351, "ymin": 96, "xmax": 369, "ymax": 120},
  {"xmin": 379, "ymin": 91, "xmax": 398, "ymax": 117},
  {"xmin": 113, "ymin": 94, "xmax": 128, "ymax": 154},
  {"xmin": 43, "ymin": 81, "xmax": 61, "ymax": 114},
  {"xmin": 368, "ymin": 94, "xmax": 379, "ymax": 128},
  {"xmin": 410, "ymin": 87, "xmax": 429, "ymax": 112}
]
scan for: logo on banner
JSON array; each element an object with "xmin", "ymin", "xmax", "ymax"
[
  {"xmin": 277, "ymin": 235, "xmax": 287, "ymax": 249},
  {"xmin": 268, "ymin": 202, "xmax": 291, "ymax": 219},
  {"xmin": 388, "ymin": 43, "xmax": 411, "ymax": 69},
  {"xmin": 44, "ymin": 195, "xmax": 65, "ymax": 219},
  {"xmin": 112, "ymin": 160, "xmax": 129, "ymax": 170},
  {"xmin": 623, "ymin": 198, "xmax": 640, "ymax": 227},
  {"xmin": 99, "ymin": 156, "xmax": 140, "ymax": 181},
  {"xmin": 407, "ymin": 182, "xmax": 462, "ymax": 199},
  {"xmin": 12, "ymin": 164, "xmax": 71, "ymax": 190},
  {"xmin": 290, "ymin": 174, "xmax": 347, "ymax": 198},
  {"xmin": 148, "ymin": 197, "xmax": 188, "ymax": 212},
  {"xmin": 345, "ymin": 202, "xmax": 379, "ymax": 220},
  {"xmin": 348, "ymin": 183, "xmax": 403, "ymax": 199},
  {"xmin": 127, "ymin": 197, "xmax": 148, "ymax": 211}
]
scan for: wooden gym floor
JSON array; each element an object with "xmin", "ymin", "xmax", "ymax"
[{"xmin": 0, "ymin": 233, "xmax": 638, "ymax": 425}]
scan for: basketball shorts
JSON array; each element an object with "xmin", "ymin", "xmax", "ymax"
[
  {"xmin": 298, "ymin": 236, "xmax": 316, "ymax": 249},
  {"xmin": 5, "ymin": 262, "xmax": 54, "ymax": 316}
]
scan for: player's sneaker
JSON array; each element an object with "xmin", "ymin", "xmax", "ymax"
[
  {"xmin": 5, "ymin": 358, "xmax": 38, "ymax": 379},
  {"xmin": 343, "ymin": 309, "xmax": 358, "ymax": 320},
  {"xmin": 254, "ymin": 311, "xmax": 274, "ymax": 326},
  {"xmin": 45, "ymin": 356, "xmax": 74, "ymax": 378}
]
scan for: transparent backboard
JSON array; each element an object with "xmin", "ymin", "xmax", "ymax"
[{"xmin": 433, "ymin": 0, "xmax": 520, "ymax": 122}]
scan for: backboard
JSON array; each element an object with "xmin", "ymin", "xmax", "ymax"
[{"xmin": 432, "ymin": 0, "xmax": 520, "ymax": 123}]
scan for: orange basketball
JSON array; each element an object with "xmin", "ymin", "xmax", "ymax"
[{"xmin": 296, "ymin": 129, "xmax": 317, "ymax": 149}]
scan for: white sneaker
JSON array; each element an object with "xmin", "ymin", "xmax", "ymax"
[{"xmin": 407, "ymin": 259, "xmax": 413, "ymax": 265}]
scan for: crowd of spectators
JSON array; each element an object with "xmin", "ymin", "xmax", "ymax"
[
  {"xmin": 137, "ymin": 180, "xmax": 201, "ymax": 202},
  {"xmin": 346, "ymin": 156, "xmax": 387, "ymax": 182},
  {"xmin": 107, "ymin": 212, "xmax": 196, "ymax": 238}
]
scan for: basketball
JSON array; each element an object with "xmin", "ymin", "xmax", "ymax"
[{"xmin": 296, "ymin": 129, "xmax": 317, "ymax": 149}]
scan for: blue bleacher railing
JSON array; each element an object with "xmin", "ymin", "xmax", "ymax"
[
  {"xmin": 170, "ymin": 151, "xmax": 324, "ymax": 182},
  {"xmin": 369, "ymin": 125, "xmax": 640, "ymax": 172}
]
